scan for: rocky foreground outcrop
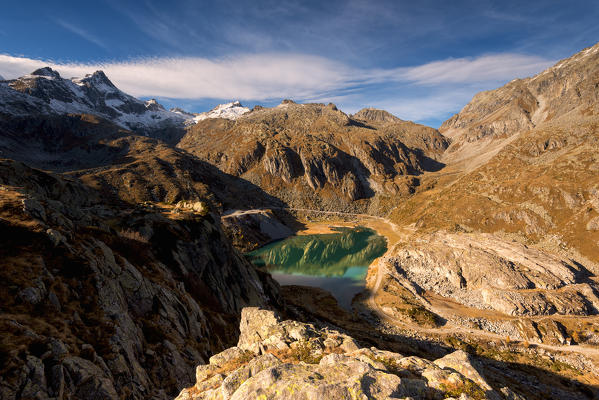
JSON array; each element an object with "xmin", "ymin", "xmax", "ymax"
[{"xmin": 177, "ymin": 308, "xmax": 514, "ymax": 400}]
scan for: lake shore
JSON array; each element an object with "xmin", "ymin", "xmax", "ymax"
[{"xmin": 294, "ymin": 217, "xmax": 403, "ymax": 247}]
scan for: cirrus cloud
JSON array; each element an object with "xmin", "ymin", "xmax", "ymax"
[{"xmin": 398, "ymin": 53, "xmax": 553, "ymax": 85}]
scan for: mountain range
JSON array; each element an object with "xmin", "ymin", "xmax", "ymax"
[{"xmin": 1, "ymin": 42, "xmax": 599, "ymax": 399}]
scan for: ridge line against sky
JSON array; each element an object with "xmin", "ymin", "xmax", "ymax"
[
  {"xmin": 1, "ymin": 0, "xmax": 598, "ymax": 126},
  {"xmin": 0, "ymin": 52, "xmax": 554, "ymax": 124}
]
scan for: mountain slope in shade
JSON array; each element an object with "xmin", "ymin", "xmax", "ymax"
[
  {"xmin": 0, "ymin": 72, "xmax": 289, "ymax": 398},
  {"xmin": 0, "ymin": 67, "xmax": 187, "ymax": 141},
  {"xmin": 0, "ymin": 158, "xmax": 280, "ymax": 399}
]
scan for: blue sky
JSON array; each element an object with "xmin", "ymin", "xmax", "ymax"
[{"xmin": 1, "ymin": 0, "xmax": 598, "ymax": 127}]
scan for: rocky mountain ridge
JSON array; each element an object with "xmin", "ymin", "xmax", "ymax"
[
  {"xmin": 353, "ymin": 108, "xmax": 404, "ymax": 124},
  {"xmin": 179, "ymin": 100, "xmax": 448, "ymax": 213},
  {"xmin": 391, "ymin": 41, "xmax": 599, "ymax": 264},
  {"xmin": 440, "ymin": 42, "xmax": 599, "ymax": 168}
]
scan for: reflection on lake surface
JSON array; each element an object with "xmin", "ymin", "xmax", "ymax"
[{"xmin": 247, "ymin": 226, "xmax": 387, "ymax": 310}]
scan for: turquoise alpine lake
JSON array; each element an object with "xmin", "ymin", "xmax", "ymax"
[{"xmin": 247, "ymin": 226, "xmax": 387, "ymax": 310}]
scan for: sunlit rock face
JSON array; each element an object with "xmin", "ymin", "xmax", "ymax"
[
  {"xmin": 178, "ymin": 101, "xmax": 448, "ymax": 212},
  {"xmin": 176, "ymin": 308, "xmax": 502, "ymax": 400},
  {"xmin": 386, "ymin": 232, "xmax": 599, "ymax": 316}
]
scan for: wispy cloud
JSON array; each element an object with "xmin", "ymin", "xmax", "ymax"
[
  {"xmin": 0, "ymin": 53, "xmax": 354, "ymax": 99},
  {"xmin": 397, "ymin": 53, "xmax": 553, "ymax": 85},
  {"xmin": 54, "ymin": 19, "xmax": 107, "ymax": 50},
  {"xmin": 106, "ymin": 0, "xmax": 215, "ymax": 54},
  {"xmin": 0, "ymin": 51, "xmax": 554, "ymax": 122}
]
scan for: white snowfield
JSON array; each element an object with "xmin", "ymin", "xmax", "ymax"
[{"xmin": 192, "ymin": 101, "xmax": 250, "ymax": 123}]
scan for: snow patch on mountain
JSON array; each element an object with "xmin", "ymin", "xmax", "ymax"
[
  {"xmin": 0, "ymin": 67, "xmax": 254, "ymax": 136},
  {"xmin": 193, "ymin": 101, "xmax": 250, "ymax": 122},
  {"xmin": 170, "ymin": 107, "xmax": 196, "ymax": 119}
]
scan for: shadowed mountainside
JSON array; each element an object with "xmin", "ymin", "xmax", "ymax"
[
  {"xmin": 0, "ymin": 157, "xmax": 283, "ymax": 399},
  {"xmin": 0, "ymin": 88, "xmax": 292, "ymax": 398}
]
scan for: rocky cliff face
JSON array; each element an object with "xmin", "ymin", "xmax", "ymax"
[
  {"xmin": 388, "ymin": 232, "xmax": 599, "ymax": 316},
  {"xmin": 178, "ymin": 102, "xmax": 448, "ymax": 213},
  {"xmin": 177, "ymin": 308, "xmax": 509, "ymax": 400}
]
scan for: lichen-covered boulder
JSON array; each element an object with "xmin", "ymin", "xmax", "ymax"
[{"xmin": 177, "ymin": 307, "xmax": 500, "ymax": 400}]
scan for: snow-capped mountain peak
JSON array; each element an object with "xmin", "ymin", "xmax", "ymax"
[
  {"xmin": 170, "ymin": 107, "xmax": 196, "ymax": 118},
  {"xmin": 73, "ymin": 70, "xmax": 118, "ymax": 91},
  {"xmin": 144, "ymin": 99, "xmax": 166, "ymax": 112},
  {"xmin": 30, "ymin": 67, "xmax": 61, "ymax": 79},
  {"xmin": 0, "ymin": 67, "xmax": 186, "ymax": 136},
  {"xmin": 0, "ymin": 68, "xmax": 254, "ymax": 139},
  {"xmin": 193, "ymin": 101, "xmax": 250, "ymax": 123}
]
